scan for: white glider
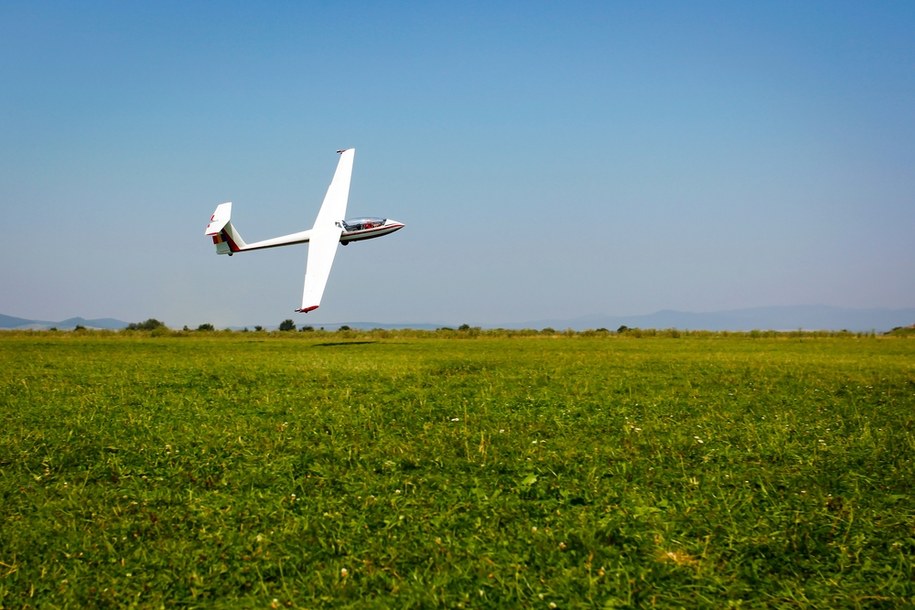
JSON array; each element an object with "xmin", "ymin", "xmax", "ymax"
[{"xmin": 205, "ymin": 149, "xmax": 404, "ymax": 313}]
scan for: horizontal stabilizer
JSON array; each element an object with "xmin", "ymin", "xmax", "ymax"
[
  {"xmin": 205, "ymin": 202, "xmax": 232, "ymax": 236},
  {"xmin": 205, "ymin": 201, "xmax": 248, "ymax": 254}
]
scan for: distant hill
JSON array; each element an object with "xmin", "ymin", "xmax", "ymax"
[
  {"xmin": 4, "ymin": 305, "xmax": 913, "ymax": 333},
  {"xmin": 302, "ymin": 306, "xmax": 915, "ymax": 333},
  {"xmin": 0, "ymin": 314, "xmax": 128, "ymax": 330},
  {"xmin": 511, "ymin": 305, "xmax": 915, "ymax": 333}
]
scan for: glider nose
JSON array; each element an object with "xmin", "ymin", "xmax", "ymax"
[{"xmin": 386, "ymin": 219, "xmax": 405, "ymax": 231}]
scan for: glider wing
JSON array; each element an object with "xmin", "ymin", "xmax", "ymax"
[
  {"xmin": 296, "ymin": 149, "xmax": 355, "ymax": 312},
  {"xmin": 297, "ymin": 223, "xmax": 343, "ymax": 312}
]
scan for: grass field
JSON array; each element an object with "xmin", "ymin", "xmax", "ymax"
[{"xmin": 1, "ymin": 330, "xmax": 912, "ymax": 608}]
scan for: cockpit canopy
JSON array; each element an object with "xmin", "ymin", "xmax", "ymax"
[{"xmin": 343, "ymin": 218, "xmax": 386, "ymax": 231}]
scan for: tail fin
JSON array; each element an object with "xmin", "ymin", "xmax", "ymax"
[{"xmin": 205, "ymin": 202, "xmax": 248, "ymax": 255}]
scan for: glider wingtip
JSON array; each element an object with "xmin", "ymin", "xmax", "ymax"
[{"xmin": 296, "ymin": 305, "xmax": 319, "ymax": 313}]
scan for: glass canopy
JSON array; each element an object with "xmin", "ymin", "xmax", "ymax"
[{"xmin": 342, "ymin": 218, "xmax": 386, "ymax": 231}]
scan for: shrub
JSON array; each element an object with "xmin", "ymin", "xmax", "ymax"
[{"xmin": 126, "ymin": 319, "xmax": 166, "ymax": 331}]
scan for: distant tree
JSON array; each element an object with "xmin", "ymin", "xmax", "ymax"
[
  {"xmin": 197, "ymin": 323, "xmax": 215, "ymax": 331},
  {"xmin": 299, "ymin": 325, "xmax": 314, "ymax": 332},
  {"xmin": 458, "ymin": 324, "xmax": 471, "ymax": 331},
  {"xmin": 73, "ymin": 324, "xmax": 86, "ymax": 332},
  {"xmin": 338, "ymin": 325, "xmax": 351, "ymax": 332},
  {"xmin": 279, "ymin": 319, "xmax": 296, "ymax": 332},
  {"xmin": 127, "ymin": 318, "xmax": 166, "ymax": 331},
  {"xmin": 254, "ymin": 325, "xmax": 264, "ymax": 332},
  {"xmin": 617, "ymin": 325, "xmax": 630, "ymax": 334}
]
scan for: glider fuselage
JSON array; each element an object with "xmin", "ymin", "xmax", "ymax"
[{"xmin": 211, "ymin": 217, "xmax": 403, "ymax": 254}]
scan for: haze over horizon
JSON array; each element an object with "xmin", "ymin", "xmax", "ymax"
[{"xmin": 2, "ymin": 2, "xmax": 913, "ymax": 329}]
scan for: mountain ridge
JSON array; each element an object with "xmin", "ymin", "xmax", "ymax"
[
  {"xmin": 509, "ymin": 305, "xmax": 915, "ymax": 333},
  {"xmin": 2, "ymin": 305, "xmax": 913, "ymax": 332},
  {"xmin": 0, "ymin": 314, "xmax": 130, "ymax": 330}
]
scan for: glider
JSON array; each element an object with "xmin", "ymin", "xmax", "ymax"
[{"xmin": 204, "ymin": 148, "xmax": 404, "ymax": 313}]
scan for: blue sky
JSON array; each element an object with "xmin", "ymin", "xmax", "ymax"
[{"xmin": 2, "ymin": 1, "xmax": 913, "ymax": 328}]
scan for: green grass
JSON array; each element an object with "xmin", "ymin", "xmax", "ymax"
[{"xmin": 1, "ymin": 331, "xmax": 912, "ymax": 608}]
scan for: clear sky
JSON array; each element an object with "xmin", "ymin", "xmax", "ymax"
[{"xmin": 2, "ymin": 1, "xmax": 913, "ymax": 328}]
